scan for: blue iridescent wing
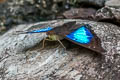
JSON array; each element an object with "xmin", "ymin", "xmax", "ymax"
[
  {"xmin": 16, "ymin": 27, "xmax": 53, "ymax": 34},
  {"xmin": 64, "ymin": 24, "xmax": 105, "ymax": 53},
  {"xmin": 66, "ymin": 26, "xmax": 93, "ymax": 44}
]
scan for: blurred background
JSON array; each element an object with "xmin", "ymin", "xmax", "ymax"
[{"xmin": 0, "ymin": 0, "xmax": 106, "ymax": 34}]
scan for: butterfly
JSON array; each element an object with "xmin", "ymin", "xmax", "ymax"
[{"xmin": 16, "ymin": 21, "xmax": 106, "ymax": 53}]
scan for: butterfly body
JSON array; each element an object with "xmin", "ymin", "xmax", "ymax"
[
  {"xmin": 17, "ymin": 21, "xmax": 106, "ymax": 53},
  {"xmin": 46, "ymin": 22, "xmax": 105, "ymax": 53}
]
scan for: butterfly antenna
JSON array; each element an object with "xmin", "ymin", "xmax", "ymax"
[
  {"xmin": 15, "ymin": 31, "xmax": 31, "ymax": 34},
  {"xmin": 12, "ymin": 31, "xmax": 31, "ymax": 35}
]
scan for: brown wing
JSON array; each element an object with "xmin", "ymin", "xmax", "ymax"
[
  {"xmin": 47, "ymin": 21, "xmax": 78, "ymax": 35},
  {"xmin": 64, "ymin": 26, "xmax": 106, "ymax": 53},
  {"xmin": 65, "ymin": 34, "xmax": 106, "ymax": 53}
]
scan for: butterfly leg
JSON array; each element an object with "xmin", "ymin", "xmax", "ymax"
[
  {"xmin": 44, "ymin": 38, "xmax": 66, "ymax": 49},
  {"xmin": 57, "ymin": 39, "xmax": 66, "ymax": 54},
  {"xmin": 57, "ymin": 39, "xmax": 66, "ymax": 49},
  {"xmin": 39, "ymin": 38, "xmax": 46, "ymax": 50}
]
